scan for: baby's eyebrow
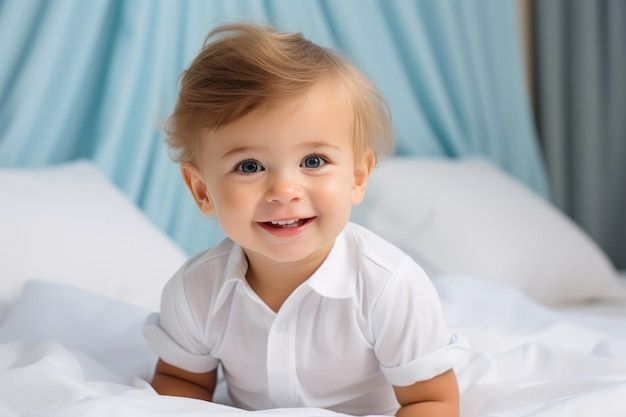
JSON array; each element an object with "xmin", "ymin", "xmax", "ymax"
[
  {"xmin": 220, "ymin": 146, "xmax": 263, "ymax": 159},
  {"xmin": 298, "ymin": 141, "xmax": 342, "ymax": 151},
  {"xmin": 221, "ymin": 142, "xmax": 342, "ymax": 159}
]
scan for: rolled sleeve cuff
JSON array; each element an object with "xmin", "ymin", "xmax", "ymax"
[
  {"xmin": 143, "ymin": 313, "xmax": 219, "ymax": 373},
  {"xmin": 380, "ymin": 333, "xmax": 470, "ymax": 387}
]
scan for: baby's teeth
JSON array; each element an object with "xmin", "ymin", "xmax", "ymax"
[{"xmin": 271, "ymin": 219, "xmax": 298, "ymax": 225}]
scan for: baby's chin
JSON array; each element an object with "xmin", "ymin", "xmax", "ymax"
[{"xmin": 241, "ymin": 239, "xmax": 337, "ymax": 267}]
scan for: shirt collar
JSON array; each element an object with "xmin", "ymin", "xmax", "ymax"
[
  {"xmin": 211, "ymin": 242, "xmax": 250, "ymax": 316},
  {"xmin": 305, "ymin": 227, "xmax": 358, "ymax": 299},
  {"xmin": 211, "ymin": 226, "xmax": 358, "ymax": 316}
]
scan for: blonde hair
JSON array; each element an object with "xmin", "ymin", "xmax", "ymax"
[{"xmin": 165, "ymin": 23, "xmax": 393, "ymax": 165}]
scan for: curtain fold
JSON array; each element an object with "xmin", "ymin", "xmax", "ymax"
[
  {"xmin": 1, "ymin": 0, "xmax": 546, "ymax": 255},
  {"xmin": 532, "ymin": 0, "xmax": 626, "ymax": 268}
]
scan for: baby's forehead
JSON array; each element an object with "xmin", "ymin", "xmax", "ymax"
[{"xmin": 200, "ymin": 82, "xmax": 357, "ymax": 150}]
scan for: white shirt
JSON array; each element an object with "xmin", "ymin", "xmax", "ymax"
[{"xmin": 144, "ymin": 222, "xmax": 467, "ymax": 416}]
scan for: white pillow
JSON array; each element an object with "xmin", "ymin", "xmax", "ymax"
[
  {"xmin": 0, "ymin": 161, "xmax": 187, "ymax": 319},
  {"xmin": 351, "ymin": 157, "xmax": 626, "ymax": 306}
]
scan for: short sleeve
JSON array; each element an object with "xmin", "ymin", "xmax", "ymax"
[
  {"xmin": 371, "ymin": 257, "xmax": 469, "ymax": 386},
  {"xmin": 143, "ymin": 271, "xmax": 219, "ymax": 373}
]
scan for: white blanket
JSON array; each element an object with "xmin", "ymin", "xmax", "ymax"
[{"xmin": 1, "ymin": 275, "xmax": 625, "ymax": 417}]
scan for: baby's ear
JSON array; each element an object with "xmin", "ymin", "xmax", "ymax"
[
  {"xmin": 352, "ymin": 148, "xmax": 375, "ymax": 205},
  {"xmin": 181, "ymin": 162, "xmax": 216, "ymax": 215}
]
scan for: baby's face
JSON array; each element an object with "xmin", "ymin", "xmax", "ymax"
[{"xmin": 191, "ymin": 80, "xmax": 369, "ymax": 266}]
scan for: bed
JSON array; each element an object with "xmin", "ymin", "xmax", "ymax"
[{"xmin": 1, "ymin": 158, "xmax": 625, "ymax": 417}]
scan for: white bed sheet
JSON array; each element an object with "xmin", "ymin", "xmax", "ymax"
[{"xmin": 1, "ymin": 275, "xmax": 625, "ymax": 417}]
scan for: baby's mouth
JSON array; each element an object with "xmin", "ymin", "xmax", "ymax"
[{"xmin": 264, "ymin": 218, "xmax": 313, "ymax": 228}]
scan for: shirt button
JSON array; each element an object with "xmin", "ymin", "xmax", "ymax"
[{"xmin": 276, "ymin": 320, "xmax": 288, "ymax": 334}]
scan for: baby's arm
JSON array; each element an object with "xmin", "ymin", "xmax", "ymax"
[
  {"xmin": 151, "ymin": 358, "xmax": 218, "ymax": 402},
  {"xmin": 393, "ymin": 369, "xmax": 459, "ymax": 417}
]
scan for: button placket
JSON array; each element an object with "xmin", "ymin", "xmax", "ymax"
[{"xmin": 266, "ymin": 288, "xmax": 308, "ymax": 407}]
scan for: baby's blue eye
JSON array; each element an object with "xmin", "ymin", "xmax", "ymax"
[
  {"xmin": 237, "ymin": 160, "xmax": 263, "ymax": 173},
  {"xmin": 301, "ymin": 155, "xmax": 326, "ymax": 169}
]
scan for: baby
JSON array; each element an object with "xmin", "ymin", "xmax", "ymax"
[{"xmin": 144, "ymin": 22, "xmax": 467, "ymax": 417}]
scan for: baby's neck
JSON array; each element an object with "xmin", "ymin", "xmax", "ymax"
[{"xmin": 243, "ymin": 247, "xmax": 331, "ymax": 313}]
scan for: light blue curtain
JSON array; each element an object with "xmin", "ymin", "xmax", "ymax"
[{"xmin": 0, "ymin": 0, "xmax": 546, "ymax": 255}]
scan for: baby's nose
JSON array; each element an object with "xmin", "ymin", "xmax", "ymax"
[{"xmin": 264, "ymin": 172, "xmax": 304, "ymax": 203}]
